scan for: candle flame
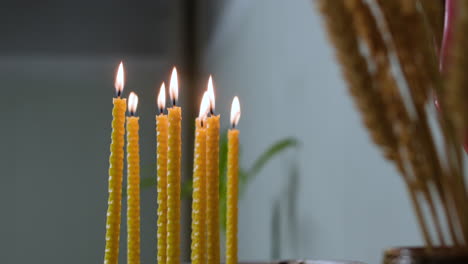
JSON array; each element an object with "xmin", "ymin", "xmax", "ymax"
[
  {"xmin": 230, "ymin": 96, "xmax": 241, "ymax": 128},
  {"xmin": 169, "ymin": 67, "xmax": 178, "ymax": 105},
  {"xmin": 207, "ymin": 75, "xmax": 215, "ymax": 113},
  {"xmin": 199, "ymin": 91, "xmax": 210, "ymax": 119},
  {"xmin": 158, "ymin": 82, "xmax": 166, "ymax": 112},
  {"xmin": 128, "ymin": 92, "xmax": 139, "ymax": 116},
  {"xmin": 115, "ymin": 62, "xmax": 125, "ymax": 96}
]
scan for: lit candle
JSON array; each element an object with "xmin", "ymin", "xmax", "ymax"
[
  {"xmin": 191, "ymin": 92, "xmax": 210, "ymax": 264},
  {"xmin": 156, "ymin": 83, "xmax": 168, "ymax": 264},
  {"xmin": 226, "ymin": 97, "xmax": 241, "ymax": 264},
  {"xmin": 127, "ymin": 92, "xmax": 141, "ymax": 264},
  {"xmin": 166, "ymin": 68, "xmax": 182, "ymax": 264},
  {"xmin": 104, "ymin": 62, "xmax": 126, "ymax": 264},
  {"xmin": 205, "ymin": 76, "xmax": 220, "ymax": 264}
]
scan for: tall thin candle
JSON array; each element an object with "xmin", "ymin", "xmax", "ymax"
[
  {"xmin": 156, "ymin": 83, "xmax": 168, "ymax": 264},
  {"xmin": 226, "ymin": 97, "xmax": 241, "ymax": 264},
  {"xmin": 127, "ymin": 92, "xmax": 141, "ymax": 264},
  {"xmin": 191, "ymin": 92, "xmax": 210, "ymax": 264},
  {"xmin": 104, "ymin": 62, "xmax": 126, "ymax": 264},
  {"xmin": 205, "ymin": 76, "xmax": 220, "ymax": 264},
  {"xmin": 166, "ymin": 68, "xmax": 182, "ymax": 264}
]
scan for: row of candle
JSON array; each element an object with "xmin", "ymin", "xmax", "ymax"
[{"xmin": 103, "ymin": 62, "xmax": 241, "ymax": 264}]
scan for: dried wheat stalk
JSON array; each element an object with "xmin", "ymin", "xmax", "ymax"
[
  {"xmin": 359, "ymin": 0, "xmax": 450, "ymax": 248},
  {"xmin": 376, "ymin": 0, "xmax": 467, "ymax": 247},
  {"xmin": 316, "ymin": 0, "xmax": 468, "ymax": 250},
  {"xmin": 445, "ymin": 0, "xmax": 468, "ymax": 243},
  {"xmin": 447, "ymin": 1, "xmax": 468, "ymax": 141},
  {"xmin": 371, "ymin": 0, "xmax": 468, "ymax": 247},
  {"xmin": 315, "ymin": 0, "xmax": 434, "ymax": 247},
  {"xmin": 344, "ymin": 1, "xmax": 445, "ymax": 246},
  {"xmin": 418, "ymin": 0, "xmax": 444, "ymax": 49},
  {"xmin": 315, "ymin": 0, "xmax": 398, "ymax": 162}
]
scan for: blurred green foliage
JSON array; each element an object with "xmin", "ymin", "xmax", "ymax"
[{"xmin": 141, "ymin": 129, "xmax": 299, "ymax": 230}]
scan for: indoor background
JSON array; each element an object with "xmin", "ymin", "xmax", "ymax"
[{"xmin": 5, "ymin": 1, "xmax": 422, "ymax": 264}]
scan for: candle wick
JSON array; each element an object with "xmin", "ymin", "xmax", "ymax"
[
  {"xmin": 201, "ymin": 119, "xmax": 204, "ymax": 128},
  {"xmin": 115, "ymin": 90, "xmax": 122, "ymax": 98},
  {"xmin": 231, "ymin": 123, "xmax": 236, "ymax": 129},
  {"xmin": 172, "ymin": 98, "xmax": 176, "ymax": 107},
  {"xmin": 130, "ymin": 111, "xmax": 135, "ymax": 117},
  {"xmin": 210, "ymin": 108, "xmax": 214, "ymax": 116},
  {"xmin": 159, "ymin": 107, "xmax": 164, "ymax": 115}
]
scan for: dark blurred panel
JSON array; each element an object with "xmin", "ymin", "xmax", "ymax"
[{"xmin": 0, "ymin": 0, "xmax": 176, "ymax": 55}]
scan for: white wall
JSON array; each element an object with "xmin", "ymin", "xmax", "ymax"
[{"xmin": 204, "ymin": 1, "xmax": 422, "ymax": 263}]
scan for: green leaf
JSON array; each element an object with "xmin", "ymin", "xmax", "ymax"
[
  {"xmin": 238, "ymin": 168, "xmax": 249, "ymax": 187},
  {"xmin": 219, "ymin": 130, "xmax": 228, "ymax": 195},
  {"xmin": 138, "ymin": 128, "xmax": 299, "ymax": 233},
  {"xmin": 238, "ymin": 168, "xmax": 249, "ymax": 197},
  {"xmin": 221, "ymin": 137, "xmax": 299, "ymax": 230},
  {"xmin": 139, "ymin": 163, "xmax": 156, "ymax": 190},
  {"xmin": 181, "ymin": 180, "xmax": 193, "ymax": 199},
  {"xmin": 248, "ymin": 138, "xmax": 299, "ymax": 178},
  {"xmin": 218, "ymin": 131, "xmax": 229, "ymax": 230},
  {"xmin": 220, "ymin": 192, "xmax": 227, "ymax": 230},
  {"xmin": 140, "ymin": 176, "xmax": 156, "ymax": 189}
]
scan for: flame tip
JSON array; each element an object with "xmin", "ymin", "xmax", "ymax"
[
  {"xmin": 169, "ymin": 67, "xmax": 179, "ymax": 103},
  {"xmin": 128, "ymin": 92, "xmax": 139, "ymax": 115},
  {"xmin": 114, "ymin": 62, "xmax": 125, "ymax": 95},
  {"xmin": 207, "ymin": 76, "xmax": 215, "ymax": 112},
  {"xmin": 230, "ymin": 96, "xmax": 241, "ymax": 127},
  {"xmin": 157, "ymin": 82, "xmax": 166, "ymax": 111}
]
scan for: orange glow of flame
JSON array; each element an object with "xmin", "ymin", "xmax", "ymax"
[
  {"xmin": 199, "ymin": 91, "xmax": 210, "ymax": 119},
  {"xmin": 157, "ymin": 82, "xmax": 166, "ymax": 112},
  {"xmin": 115, "ymin": 62, "xmax": 125, "ymax": 96},
  {"xmin": 169, "ymin": 67, "xmax": 178, "ymax": 104},
  {"xmin": 128, "ymin": 92, "xmax": 139, "ymax": 115},
  {"xmin": 207, "ymin": 75, "xmax": 215, "ymax": 113},
  {"xmin": 230, "ymin": 96, "xmax": 241, "ymax": 128}
]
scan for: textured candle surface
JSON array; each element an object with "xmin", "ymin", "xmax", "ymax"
[
  {"xmin": 166, "ymin": 106, "xmax": 181, "ymax": 264},
  {"xmin": 191, "ymin": 119, "xmax": 207, "ymax": 264},
  {"xmin": 156, "ymin": 114, "xmax": 168, "ymax": 264},
  {"xmin": 127, "ymin": 117, "xmax": 140, "ymax": 264},
  {"xmin": 104, "ymin": 98, "xmax": 126, "ymax": 264},
  {"xmin": 206, "ymin": 115, "xmax": 220, "ymax": 264},
  {"xmin": 226, "ymin": 129, "xmax": 239, "ymax": 264}
]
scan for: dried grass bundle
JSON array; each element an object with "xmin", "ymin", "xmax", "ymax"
[
  {"xmin": 419, "ymin": 0, "xmax": 444, "ymax": 47},
  {"xmin": 316, "ymin": 0, "xmax": 468, "ymax": 250},
  {"xmin": 316, "ymin": 0, "xmax": 398, "ymax": 162},
  {"xmin": 447, "ymin": 1, "xmax": 468, "ymax": 140}
]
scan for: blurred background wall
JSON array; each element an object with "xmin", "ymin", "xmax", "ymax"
[
  {"xmin": 4, "ymin": 0, "xmax": 423, "ymax": 264},
  {"xmin": 203, "ymin": 1, "xmax": 422, "ymax": 264}
]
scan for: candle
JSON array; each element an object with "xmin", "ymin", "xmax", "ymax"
[
  {"xmin": 156, "ymin": 83, "xmax": 168, "ymax": 264},
  {"xmin": 191, "ymin": 92, "xmax": 210, "ymax": 264},
  {"xmin": 166, "ymin": 68, "xmax": 182, "ymax": 264},
  {"xmin": 104, "ymin": 62, "xmax": 126, "ymax": 264},
  {"xmin": 127, "ymin": 92, "xmax": 141, "ymax": 264},
  {"xmin": 226, "ymin": 97, "xmax": 241, "ymax": 264},
  {"xmin": 205, "ymin": 76, "xmax": 220, "ymax": 264}
]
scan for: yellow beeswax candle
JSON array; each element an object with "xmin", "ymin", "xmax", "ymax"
[
  {"xmin": 191, "ymin": 92, "xmax": 210, "ymax": 264},
  {"xmin": 226, "ymin": 97, "xmax": 241, "ymax": 264},
  {"xmin": 166, "ymin": 68, "xmax": 181, "ymax": 264},
  {"xmin": 104, "ymin": 62, "xmax": 126, "ymax": 264},
  {"xmin": 205, "ymin": 76, "xmax": 220, "ymax": 264},
  {"xmin": 127, "ymin": 92, "xmax": 140, "ymax": 264},
  {"xmin": 156, "ymin": 83, "xmax": 168, "ymax": 264}
]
